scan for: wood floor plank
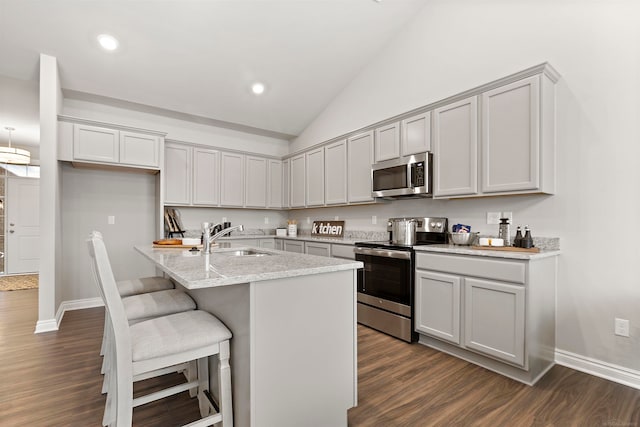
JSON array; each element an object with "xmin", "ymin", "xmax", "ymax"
[{"xmin": 2, "ymin": 289, "xmax": 640, "ymax": 426}]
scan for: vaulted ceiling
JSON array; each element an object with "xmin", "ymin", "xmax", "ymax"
[{"xmin": 0, "ymin": 0, "xmax": 428, "ymax": 147}]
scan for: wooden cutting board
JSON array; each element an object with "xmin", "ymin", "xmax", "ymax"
[
  {"xmin": 152, "ymin": 244, "xmax": 203, "ymax": 249},
  {"xmin": 471, "ymin": 245, "xmax": 540, "ymax": 253}
]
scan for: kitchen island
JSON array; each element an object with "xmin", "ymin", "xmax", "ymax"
[{"xmin": 135, "ymin": 245, "xmax": 362, "ymax": 427}]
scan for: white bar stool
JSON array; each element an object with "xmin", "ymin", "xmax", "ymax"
[{"xmin": 88, "ymin": 233, "xmax": 233, "ymax": 427}]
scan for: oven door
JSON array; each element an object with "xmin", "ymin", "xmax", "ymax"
[{"xmin": 354, "ymin": 247, "xmax": 412, "ymax": 306}]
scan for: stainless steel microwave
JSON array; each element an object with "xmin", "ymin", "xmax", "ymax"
[{"xmin": 371, "ymin": 152, "xmax": 432, "ymax": 199}]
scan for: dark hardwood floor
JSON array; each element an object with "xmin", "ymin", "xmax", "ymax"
[{"xmin": 1, "ymin": 289, "xmax": 639, "ymax": 426}]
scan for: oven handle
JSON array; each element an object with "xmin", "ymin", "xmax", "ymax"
[{"xmin": 354, "ymin": 247, "xmax": 411, "ymax": 260}]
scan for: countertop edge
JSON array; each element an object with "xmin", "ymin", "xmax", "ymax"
[{"xmin": 413, "ymin": 244, "xmax": 561, "ymax": 260}]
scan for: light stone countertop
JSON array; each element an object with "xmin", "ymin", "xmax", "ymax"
[
  {"xmin": 135, "ymin": 245, "xmax": 363, "ymax": 289},
  {"xmin": 414, "ymin": 244, "xmax": 561, "ymax": 260}
]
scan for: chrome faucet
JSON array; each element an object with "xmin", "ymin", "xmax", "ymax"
[{"xmin": 202, "ymin": 222, "xmax": 244, "ymax": 253}]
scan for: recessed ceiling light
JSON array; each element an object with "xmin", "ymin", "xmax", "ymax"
[
  {"xmin": 97, "ymin": 34, "xmax": 119, "ymax": 51},
  {"xmin": 251, "ymin": 82, "xmax": 266, "ymax": 95}
]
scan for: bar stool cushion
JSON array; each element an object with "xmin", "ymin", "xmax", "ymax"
[
  {"xmin": 117, "ymin": 276, "xmax": 173, "ymax": 297},
  {"xmin": 130, "ymin": 310, "xmax": 232, "ymax": 362},
  {"xmin": 122, "ymin": 289, "xmax": 196, "ymax": 322}
]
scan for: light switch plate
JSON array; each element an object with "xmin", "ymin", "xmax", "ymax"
[
  {"xmin": 107, "ymin": 215, "xmax": 115, "ymax": 225},
  {"xmin": 615, "ymin": 318, "xmax": 630, "ymax": 337}
]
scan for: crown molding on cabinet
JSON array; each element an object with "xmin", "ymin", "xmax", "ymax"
[
  {"xmin": 58, "ymin": 115, "xmax": 168, "ymax": 137},
  {"xmin": 164, "ymin": 138, "xmax": 283, "ymax": 161}
]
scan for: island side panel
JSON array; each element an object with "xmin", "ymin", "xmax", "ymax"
[
  {"xmin": 186, "ymin": 283, "xmax": 252, "ymax": 427},
  {"xmin": 250, "ymin": 270, "xmax": 357, "ymax": 427}
]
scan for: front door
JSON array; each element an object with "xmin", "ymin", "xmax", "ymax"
[{"xmin": 7, "ymin": 177, "xmax": 40, "ymax": 274}]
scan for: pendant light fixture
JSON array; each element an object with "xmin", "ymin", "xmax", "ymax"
[{"xmin": 0, "ymin": 127, "xmax": 30, "ymax": 165}]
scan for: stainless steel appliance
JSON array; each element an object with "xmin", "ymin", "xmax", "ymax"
[
  {"xmin": 354, "ymin": 217, "xmax": 448, "ymax": 342},
  {"xmin": 371, "ymin": 152, "xmax": 432, "ymax": 199}
]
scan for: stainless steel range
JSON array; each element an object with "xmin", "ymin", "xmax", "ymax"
[{"xmin": 354, "ymin": 217, "xmax": 448, "ymax": 342}]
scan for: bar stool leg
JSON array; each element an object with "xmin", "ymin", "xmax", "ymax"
[
  {"xmin": 197, "ymin": 357, "xmax": 210, "ymax": 417},
  {"xmin": 218, "ymin": 340, "xmax": 233, "ymax": 427}
]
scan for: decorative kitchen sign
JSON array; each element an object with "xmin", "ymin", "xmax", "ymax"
[{"xmin": 311, "ymin": 221, "xmax": 345, "ymax": 237}]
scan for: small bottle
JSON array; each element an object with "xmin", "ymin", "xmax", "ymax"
[
  {"xmin": 514, "ymin": 226, "xmax": 523, "ymax": 248},
  {"xmin": 498, "ymin": 218, "xmax": 511, "ymax": 246},
  {"xmin": 522, "ymin": 226, "xmax": 534, "ymax": 249}
]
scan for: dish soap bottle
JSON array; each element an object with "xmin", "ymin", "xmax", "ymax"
[
  {"xmin": 514, "ymin": 226, "xmax": 523, "ymax": 248},
  {"xmin": 522, "ymin": 225, "xmax": 534, "ymax": 249},
  {"xmin": 498, "ymin": 218, "xmax": 511, "ymax": 246}
]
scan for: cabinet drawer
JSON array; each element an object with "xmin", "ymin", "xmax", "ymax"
[
  {"xmin": 331, "ymin": 244, "xmax": 355, "ymax": 260},
  {"xmin": 415, "ymin": 252, "xmax": 525, "ymax": 284},
  {"xmin": 305, "ymin": 242, "xmax": 331, "ymax": 257}
]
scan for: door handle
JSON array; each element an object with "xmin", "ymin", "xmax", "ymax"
[
  {"xmin": 9, "ymin": 230, "xmax": 15, "ymax": 233},
  {"xmin": 9, "ymin": 223, "xmax": 14, "ymax": 226}
]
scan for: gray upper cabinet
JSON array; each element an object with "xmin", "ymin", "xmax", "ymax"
[
  {"xmin": 415, "ymin": 270, "xmax": 461, "ymax": 345},
  {"xmin": 73, "ymin": 124, "xmax": 120, "ymax": 163},
  {"xmin": 290, "ymin": 154, "xmax": 306, "ymax": 208},
  {"xmin": 220, "ymin": 152, "xmax": 245, "ymax": 207},
  {"xmin": 464, "ymin": 277, "xmax": 525, "ymax": 366},
  {"xmin": 164, "ymin": 142, "xmax": 192, "ymax": 205},
  {"xmin": 282, "ymin": 159, "xmax": 290, "ymax": 209},
  {"xmin": 433, "ymin": 96, "xmax": 479, "ymax": 197},
  {"xmin": 192, "ymin": 147, "xmax": 220, "ymax": 206},
  {"xmin": 374, "ymin": 122, "xmax": 400, "ymax": 162},
  {"xmin": 401, "ymin": 112, "xmax": 431, "ymax": 156},
  {"xmin": 268, "ymin": 159, "xmax": 283, "ymax": 209},
  {"xmin": 245, "ymin": 155, "xmax": 268, "ymax": 208},
  {"xmin": 481, "ymin": 75, "xmax": 553, "ymax": 194},
  {"xmin": 324, "ymin": 139, "xmax": 347, "ymax": 205},
  {"xmin": 347, "ymin": 131, "xmax": 374, "ymax": 203},
  {"xmin": 119, "ymin": 131, "xmax": 160, "ymax": 168},
  {"xmin": 305, "ymin": 147, "xmax": 325, "ymax": 206}
]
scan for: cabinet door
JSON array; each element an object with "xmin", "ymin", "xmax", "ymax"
[
  {"xmin": 481, "ymin": 76, "xmax": 540, "ymax": 193},
  {"xmin": 347, "ymin": 131, "xmax": 374, "ymax": 203},
  {"xmin": 119, "ymin": 131, "xmax": 160, "ymax": 168},
  {"xmin": 464, "ymin": 277, "xmax": 525, "ymax": 366},
  {"xmin": 290, "ymin": 154, "xmax": 306, "ymax": 208},
  {"xmin": 374, "ymin": 122, "xmax": 400, "ymax": 162},
  {"xmin": 245, "ymin": 156, "xmax": 268, "ymax": 208},
  {"xmin": 73, "ymin": 124, "xmax": 119, "ymax": 163},
  {"xmin": 260, "ymin": 239, "xmax": 276, "ymax": 249},
  {"xmin": 164, "ymin": 143, "xmax": 192, "ymax": 205},
  {"xmin": 433, "ymin": 96, "xmax": 478, "ymax": 197},
  {"xmin": 306, "ymin": 148, "xmax": 325, "ymax": 206},
  {"xmin": 283, "ymin": 240, "xmax": 304, "ymax": 253},
  {"xmin": 268, "ymin": 160, "xmax": 283, "ymax": 209},
  {"xmin": 282, "ymin": 159, "xmax": 290, "ymax": 209},
  {"xmin": 415, "ymin": 270, "xmax": 461, "ymax": 345},
  {"xmin": 275, "ymin": 239, "xmax": 284, "ymax": 250},
  {"xmin": 192, "ymin": 147, "xmax": 220, "ymax": 206},
  {"xmin": 220, "ymin": 152, "xmax": 245, "ymax": 207},
  {"xmin": 324, "ymin": 139, "xmax": 347, "ymax": 205},
  {"xmin": 401, "ymin": 112, "xmax": 431, "ymax": 156},
  {"xmin": 305, "ymin": 242, "xmax": 331, "ymax": 257}
]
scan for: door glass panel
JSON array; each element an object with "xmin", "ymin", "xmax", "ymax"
[{"xmin": 358, "ymin": 254, "xmax": 410, "ymax": 305}]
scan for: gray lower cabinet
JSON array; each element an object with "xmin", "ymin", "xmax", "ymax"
[
  {"xmin": 305, "ymin": 242, "xmax": 331, "ymax": 257},
  {"xmin": 464, "ymin": 277, "xmax": 525, "ymax": 366},
  {"xmin": 331, "ymin": 244, "xmax": 355, "ymax": 260},
  {"xmin": 414, "ymin": 251, "xmax": 557, "ymax": 385},
  {"xmin": 283, "ymin": 240, "xmax": 304, "ymax": 253},
  {"xmin": 414, "ymin": 270, "xmax": 461, "ymax": 345}
]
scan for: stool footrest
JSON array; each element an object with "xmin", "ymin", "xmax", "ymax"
[
  {"xmin": 133, "ymin": 380, "xmax": 198, "ymax": 408},
  {"xmin": 182, "ymin": 413, "xmax": 222, "ymax": 427}
]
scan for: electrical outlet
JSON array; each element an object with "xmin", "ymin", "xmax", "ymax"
[
  {"xmin": 222, "ymin": 217, "xmax": 227, "ymax": 223},
  {"xmin": 372, "ymin": 215, "xmax": 377, "ymax": 225},
  {"xmin": 264, "ymin": 217, "xmax": 269, "ymax": 224},
  {"xmin": 487, "ymin": 212, "xmax": 501, "ymax": 225},
  {"xmin": 502, "ymin": 211, "xmax": 513, "ymax": 222},
  {"xmin": 107, "ymin": 215, "xmax": 115, "ymax": 225},
  {"xmin": 615, "ymin": 318, "xmax": 630, "ymax": 337}
]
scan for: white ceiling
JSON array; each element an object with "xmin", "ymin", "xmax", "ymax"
[{"xmin": 0, "ymin": 0, "xmax": 428, "ymax": 147}]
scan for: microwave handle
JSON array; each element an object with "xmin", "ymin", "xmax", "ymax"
[{"xmin": 407, "ymin": 162, "xmax": 414, "ymax": 188}]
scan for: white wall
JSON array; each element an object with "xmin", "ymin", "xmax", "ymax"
[
  {"xmin": 63, "ymin": 98, "xmax": 290, "ymax": 157},
  {"xmin": 60, "ymin": 164, "xmax": 158, "ymax": 302},
  {"xmin": 292, "ymin": 0, "xmax": 640, "ymax": 372},
  {"xmin": 0, "ymin": 74, "xmax": 40, "ymax": 157}
]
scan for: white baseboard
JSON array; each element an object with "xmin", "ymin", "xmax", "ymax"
[
  {"xmin": 34, "ymin": 319, "xmax": 58, "ymax": 334},
  {"xmin": 34, "ymin": 297, "xmax": 104, "ymax": 334},
  {"xmin": 555, "ymin": 349, "xmax": 640, "ymax": 390}
]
